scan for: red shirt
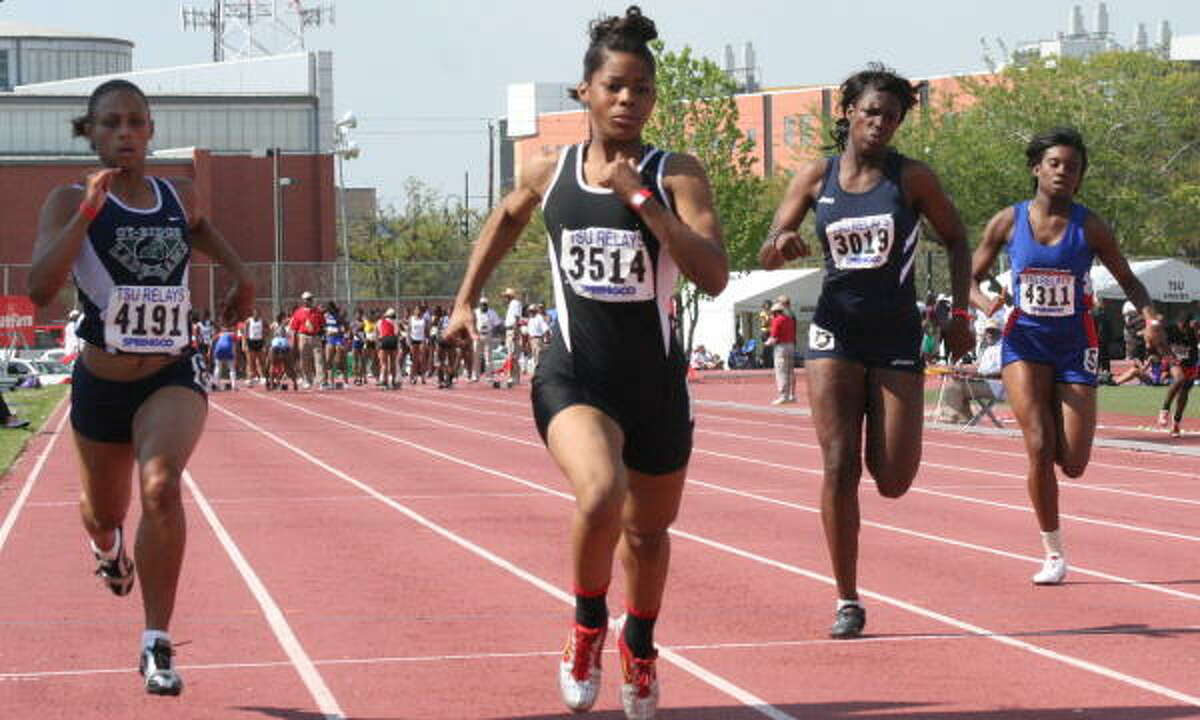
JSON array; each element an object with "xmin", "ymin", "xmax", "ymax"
[
  {"xmin": 290, "ymin": 307, "xmax": 324, "ymax": 335},
  {"xmin": 377, "ymin": 317, "xmax": 397, "ymax": 338},
  {"xmin": 770, "ymin": 313, "xmax": 796, "ymax": 344}
]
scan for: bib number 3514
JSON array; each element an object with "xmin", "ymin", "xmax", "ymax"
[
  {"xmin": 104, "ymin": 285, "xmax": 191, "ymax": 353},
  {"xmin": 560, "ymin": 227, "xmax": 654, "ymax": 302}
]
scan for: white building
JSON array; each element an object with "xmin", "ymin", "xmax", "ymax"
[{"xmin": 0, "ymin": 22, "xmax": 132, "ymax": 91}]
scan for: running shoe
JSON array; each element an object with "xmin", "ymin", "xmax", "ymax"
[
  {"xmin": 1170, "ymin": 423, "xmax": 1182, "ymax": 438},
  {"xmin": 93, "ymin": 527, "xmax": 135, "ymax": 597},
  {"xmin": 139, "ymin": 638, "xmax": 183, "ymax": 696},
  {"xmin": 2, "ymin": 416, "xmax": 29, "ymax": 429},
  {"xmin": 830, "ymin": 604, "xmax": 866, "ymax": 639},
  {"xmin": 1158, "ymin": 408, "xmax": 1170, "ymax": 427},
  {"xmin": 559, "ymin": 623, "xmax": 606, "ymax": 713},
  {"xmin": 1032, "ymin": 554, "xmax": 1068, "ymax": 585},
  {"xmin": 617, "ymin": 617, "xmax": 659, "ymax": 720}
]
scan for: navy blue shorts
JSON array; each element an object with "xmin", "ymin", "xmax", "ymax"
[
  {"xmin": 71, "ymin": 353, "xmax": 208, "ymax": 444},
  {"xmin": 805, "ymin": 301, "xmax": 923, "ymax": 373}
]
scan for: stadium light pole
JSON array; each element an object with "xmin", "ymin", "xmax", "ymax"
[{"xmin": 334, "ymin": 110, "xmax": 359, "ymax": 309}]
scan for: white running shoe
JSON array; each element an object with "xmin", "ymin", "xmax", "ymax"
[
  {"xmin": 140, "ymin": 638, "xmax": 184, "ymax": 696},
  {"xmin": 617, "ymin": 616, "xmax": 659, "ymax": 720},
  {"xmin": 1032, "ymin": 554, "xmax": 1068, "ymax": 585},
  {"xmin": 558, "ymin": 623, "xmax": 606, "ymax": 712}
]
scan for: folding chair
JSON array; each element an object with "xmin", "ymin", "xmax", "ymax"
[{"xmin": 964, "ymin": 377, "xmax": 1005, "ymax": 427}]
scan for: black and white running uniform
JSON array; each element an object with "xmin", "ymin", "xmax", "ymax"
[
  {"xmin": 70, "ymin": 176, "xmax": 207, "ymax": 443},
  {"xmin": 533, "ymin": 143, "xmax": 692, "ymax": 474},
  {"xmin": 807, "ymin": 150, "xmax": 924, "ymax": 372}
]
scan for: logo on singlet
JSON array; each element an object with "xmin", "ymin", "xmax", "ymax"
[
  {"xmin": 818, "ymin": 196, "xmax": 836, "ymax": 205},
  {"xmin": 110, "ymin": 225, "xmax": 188, "ymax": 281}
]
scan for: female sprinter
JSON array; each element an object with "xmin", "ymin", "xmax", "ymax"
[
  {"xmin": 971, "ymin": 127, "xmax": 1163, "ymax": 584},
  {"xmin": 444, "ymin": 8, "xmax": 725, "ymax": 718},
  {"xmin": 1158, "ymin": 315, "xmax": 1197, "ymax": 437},
  {"xmin": 28, "ymin": 79, "xmax": 253, "ymax": 695},
  {"xmin": 760, "ymin": 64, "xmax": 973, "ymax": 639}
]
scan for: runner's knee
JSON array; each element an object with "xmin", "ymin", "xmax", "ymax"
[{"xmin": 140, "ymin": 461, "xmax": 184, "ymax": 516}]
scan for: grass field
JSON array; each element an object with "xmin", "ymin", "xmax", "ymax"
[
  {"xmin": 0, "ymin": 385, "xmax": 69, "ymax": 479},
  {"xmin": 926, "ymin": 382, "xmax": 1187, "ymax": 418}
]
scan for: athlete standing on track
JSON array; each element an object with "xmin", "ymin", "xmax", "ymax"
[
  {"xmin": 28, "ymin": 79, "xmax": 253, "ymax": 696},
  {"xmin": 445, "ymin": 8, "xmax": 726, "ymax": 717},
  {"xmin": 971, "ymin": 127, "xmax": 1163, "ymax": 585},
  {"xmin": 760, "ymin": 64, "xmax": 973, "ymax": 639}
]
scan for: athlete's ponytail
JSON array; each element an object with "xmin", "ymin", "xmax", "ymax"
[
  {"xmin": 826, "ymin": 63, "xmax": 921, "ymax": 153},
  {"xmin": 568, "ymin": 6, "xmax": 658, "ymax": 101},
  {"xmin": 71, "ymin": 79, "xmax": 150, "ymax": 138}
]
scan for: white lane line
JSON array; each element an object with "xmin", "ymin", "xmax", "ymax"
[
  {"xmin": 211, "ymin": 401, "xmax": 798, "ymax": 720},
  {"xmin": 241, "ymin": 393, "xmax": 1200, "ymax": 708},
  {"xmin": 380, "ymin": 385, "xmax": 1200, "ymax": 505},
  {"xmin": 0, "ymin": 403, "xmax": 69, "ymax": 557},
  {"xmin": 19, "ymin": 628, "xmax": 1125, "ymax": 680},
  {"xmin": 327, "ymin": 392, "xmax": 1200, "ymax": 603},
  {"xmin": 183, "ymin": 470, "xmax": 344, "ymax": 720}
]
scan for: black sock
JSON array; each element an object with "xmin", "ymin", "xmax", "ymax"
[
  {"xmin": 575, "ymin": 590, "xmax": 608, "ymax": 629},
  {"xmin": 623, "ymin": 611, "xmax": 657, "ymax": 659}
]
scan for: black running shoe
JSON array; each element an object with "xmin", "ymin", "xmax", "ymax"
[
  {"xmin": 139, "ymin": 638, "xmax": 184, "ymax": 696},
  {"xmin": 93, "ymin": 528, "xmax": 135, "ymax": 597},
  {"xmin": 830, "ymin": 604, "xmax": 866, "ymax": 639}
]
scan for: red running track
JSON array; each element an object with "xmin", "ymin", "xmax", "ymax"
[{"xmin": 0, "ymin": 374, "xmax": 1197, "ymax": 719}]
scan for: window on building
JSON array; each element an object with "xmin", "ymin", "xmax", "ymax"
[
  {"xmin": 783, "ymin": 114, "xmax": 816, "ymax": 148},
  {"xmin": 0, "ymin": 50, "xmax": 9, "ymax": 90},
  {"xmin": 746, "ymin": 128, "xmax": 758, "ymax": 145}
]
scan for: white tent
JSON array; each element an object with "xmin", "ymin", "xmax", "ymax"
[
  {"xmin": 997, "ymin": 258, "xmax": 1200, "ymax": 304},
  {"xmin": 686, "ymin": 268, "xmax": 823, "ymax": 358}
]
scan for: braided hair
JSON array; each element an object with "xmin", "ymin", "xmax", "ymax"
[
  {"xmin": 568, "ymin": 6, "xmax": 658, "ymax": 101},
  {"xmin": 827, "ymin": 63, "xmax": 921, "ymax": 152}
]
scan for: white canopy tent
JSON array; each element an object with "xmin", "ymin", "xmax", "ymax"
[
  {"xmin": 686, "ymin": 268, "xmax": 823, "ymax": 358},
  {"xmin": 996, "ymin": 258, "xmax": 1200, "ymax": 304}
]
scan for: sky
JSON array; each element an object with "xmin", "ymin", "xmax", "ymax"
[{"xmin": 4, "ymin": 0, "xmax": 1200, "ymax": 210}]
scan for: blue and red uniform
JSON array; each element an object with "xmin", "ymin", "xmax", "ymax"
[{"xmin": 1001, "ymin": 201, "xmax": 1098, "ymax": 385}]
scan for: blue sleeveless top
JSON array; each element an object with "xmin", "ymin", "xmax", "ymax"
[
  {"xmin": 1007, "ymin": 201, "xmax": 1094, "ymax": 331},
  {"xmin": 814, "ymin": 151, "xmax": 921, "ymax": 315},
  {"xmin": 72, "ymin": 177, "xmax": 191, "ymax": 352}
]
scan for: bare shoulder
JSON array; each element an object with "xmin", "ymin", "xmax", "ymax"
[
  {"xmin": 899, "ymin": 156, "xmax": 939, "ymax": 189},
  {"xmin": 663, "ymin": 151, "xmax": 706, "ymax": 179},
  {"xmin": 793, "ymin": 156, "xmax": 829, "ymax": 198},
  {"xmin": 517, "ymin": 146, "xmax": 565, "ymax": 198},
  {"xmin": 984, "ymin": 205, "xmax": 1016, "ymax": 241}
]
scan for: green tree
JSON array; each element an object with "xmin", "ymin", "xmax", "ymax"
[
  {"xmin": 642, "ymin": 41, "xmax": 777, "ymax": 351},
  {"xmin": 897, "ymin": 52, "xmax": 1200, "ymax": 258}
]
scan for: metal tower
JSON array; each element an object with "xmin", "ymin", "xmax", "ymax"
[{"xmin": 181, "ymin": 0, "xmax": 334, "ymax": 62}]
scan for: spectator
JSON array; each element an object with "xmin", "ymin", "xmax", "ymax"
[
  {"xmin": 758, "ymin": 300, "xmax": 773, "ymax": 369},
  {"xmin": 1122, "ymin": 300, "xmax": 1145, "ymax": 361},
  {"xmin": 765, "ymin": 301, "xmax": 797, "ymax": 404},
  {"xmin": 503, "ymin": 287, "xmax": 523, "ymax": 388},
  {"xmin": 689, "ymin": 344, "xmax": 723, "ymax": 370},
  {"xmin": 244, "ymin": 306, "xmax": 266, "ymax": 386},
  {"xmin": 210, "ymin": 323, "xmax": 238, "ymax": 391},
  {"xmin": 289, "ymin": 291, "xmax": 324, "ymax": 389},
  {"xmin": 526, "ymin": 303, "xmax": 551, "ymax": 372},
  {"xmin": 376, "ymin": 307, "xmax": 400, "ymax": 389},
  {"xmin": 323, "ymin": 300, "xmax": 348, "ymax": 389},
  {"xmin": 63, "ymin": 309, "xmax": 82, "ymax": 357},
  {"xmin": 473, "ymin": 297, "xmax": 500, "ymax": 381},
  {"xmin": 937, "ymin": 325, "xmax": 1003, "ymax": 423},
  {"xmin": 0, "ymin": 393, "xmax": 28, "ymax": 429}
]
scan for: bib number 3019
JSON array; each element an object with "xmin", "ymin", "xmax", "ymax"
[{"xmin": 104, "ymin": 285, "xmax": 191, "ymax": 353}]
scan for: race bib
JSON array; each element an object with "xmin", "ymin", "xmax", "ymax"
[
  {"xmin": 1019, "ymin": 269, "xmax": 1075, "ymax": 317},
  {"xmin": 104, "ymin": 285, "xmax": 191, "ymax": 354},
  {"xmin": 826, "ymin": 213, "xmax": 894, "ymax": 270},
  {"xmin": 560, "ymin": 227, "xmax": 653, "ymax": 302}
]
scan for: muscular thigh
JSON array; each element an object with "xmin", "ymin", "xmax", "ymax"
[
  {"xmin": 863, "ymin": 367, "xmax": 924, "ymax": 480},
  {"xmin": 1002, "ymin": 361, "xmax": 1058, "ymax": 452},
  {"xmin": 133, "ymin": 386, "xmax": 208, "ymax": 471},
  {"xmin": 1054, "ymin": 382, "xmax": 1096, "ymax": 472},
  {"xmin": 624, "ymin": 467, "xmax": 686, "ymax": 535},
  {"xmin": 806, "ymin": 357, "xmax": 867, "ymax": 463}
]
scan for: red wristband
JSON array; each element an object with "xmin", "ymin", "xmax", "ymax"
[
  {"xmin": 951, "ymin": 308, "xmax": 971, "ymax": 320},
  {"xmin": 627, "ymin": 188, "xmax": 653, "ymax": 211},
  {"xmin": 79, "ymin": 202, "xmax": 100, "ymax": 221}
]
